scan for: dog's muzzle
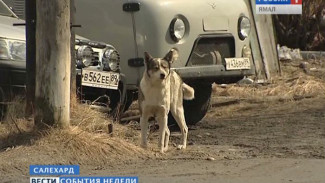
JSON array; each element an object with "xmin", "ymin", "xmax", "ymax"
[{"xmin": 160, "ymin": 73, "xmax": 166, "ymax": 79}]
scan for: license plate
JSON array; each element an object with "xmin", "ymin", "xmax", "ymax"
[
  {"xmin": 225, "ymin": 58, "xmax": 251, "ymax": 70},
  {"xmin": 81, "ymin": 69, "xmax": 119, "ymax": 90}
]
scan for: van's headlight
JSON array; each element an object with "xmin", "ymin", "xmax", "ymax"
[
  {"xmin": 76, "ymin": 45, "xmax": 93, "ymax": 67},
  {"xmin": 0, "ymin": 39, "xmax": 26, "ymax": 61},
  {"xmin": 169, "ymin": 18, "xmax": 186, "ymax": 42},
  {"xmin": 238, "ymin": 16, "xmax": 251, "ymax": 40},
  {"xmin": 102, "ymin": 49, "xmax": 120, "ymax": 72}
]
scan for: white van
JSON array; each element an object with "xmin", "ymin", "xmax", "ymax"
[{"xmin": 74, "ymin": 0, "xmax": 255, "ymax": 124}]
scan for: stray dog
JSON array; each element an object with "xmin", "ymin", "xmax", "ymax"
[{"xmin": 138, "ymin": 49, "xmax": 195, "ymax": 153}]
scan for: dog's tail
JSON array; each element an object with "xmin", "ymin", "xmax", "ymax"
[{"xmin": 182, "ymin": 83, "xmax": 195, "ymax": 100}]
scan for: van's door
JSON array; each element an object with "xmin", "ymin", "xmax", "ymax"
[{"xmin": 75, "ymin": 0, "xmax": 139, "ymax": 86}]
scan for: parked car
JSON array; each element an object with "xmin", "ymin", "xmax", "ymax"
[
  {"xmin": 0, "ymin": 0, "xmax": 122, "ymax": 118},
  {"xmin": 74, "ymin": 0, "xmax": 255, "ymax": 124}
]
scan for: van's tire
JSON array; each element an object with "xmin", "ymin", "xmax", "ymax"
[
  {"xmin": 183, "ymin": 83, "xmax": 212, "ymax": 125},
  {"xmin": 168, "ymin": 83, "xmax": 212, "ymax": 126}
]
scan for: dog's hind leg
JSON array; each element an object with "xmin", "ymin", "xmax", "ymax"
[
  {"xmin": 157, "ymin": 115, "xmax": 169, "ymax": 153},
  {"xmin": 171, "ymin": 107, "xmax": 188, "ymax": 150},
  {"xmin": 140, "ymin": 114, "xmax": 150, "ymax": 148}
]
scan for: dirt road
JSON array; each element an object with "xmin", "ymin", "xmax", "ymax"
[
  {"xmin": 89, "ymin": 159, "xmax": 325, "ymax": 183},
  {"xmin": 84, "ymin": 96, "xmax": 325, "ymax": 183},
  {"xmin": 2, "ymin": 96, "xmax": 324, "ymax": 183}
]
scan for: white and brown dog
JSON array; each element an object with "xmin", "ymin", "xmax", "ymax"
[{"xmin": 138, "ymin": 49, "xmax": 195, "ymax": 153}]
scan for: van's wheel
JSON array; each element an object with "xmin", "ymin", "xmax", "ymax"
[
  {"xmin": 168, "ymin": 83, "xmax": 212, "ymax": 126},
  {"xmin": 183, "ymin": 83, "xmax": 212, "ymax": 125}
]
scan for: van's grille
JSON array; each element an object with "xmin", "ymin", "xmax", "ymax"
[
  {"xmin": 92, "ymin": 51, "xmax": 100, "ymax": 63},
  {"xmin": 187, "ymin": 36, "xmax": 235, "ymax": 66},
  {"xmin": 13, "ymin": 0, "xmax": 25, "ymax": 19}
]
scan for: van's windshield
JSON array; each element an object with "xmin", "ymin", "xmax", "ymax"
[{"xmin": 0, "ymin": 0, "xmax": 14, "ymax": 17}]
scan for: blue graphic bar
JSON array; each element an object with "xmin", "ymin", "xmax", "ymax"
[
  {"xmin": 29, "ymin": 165, "xmax": 80, "ymax": 175},
  {"xmin": 60, "ymin": 177, "xmax": 138, "ymax": 183},
  {"xmin": 256, "ymin": 0, "xmax": 291, "ymax": 5}
]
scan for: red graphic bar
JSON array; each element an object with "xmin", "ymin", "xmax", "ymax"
[{"xmin": 291, "ymin": 0, "xmax": 302, "ymax": 5}]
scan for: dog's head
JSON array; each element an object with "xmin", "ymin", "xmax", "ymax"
[{"xmin": 144, "ymin": 49, "xmax": 179, "ymax": 81}]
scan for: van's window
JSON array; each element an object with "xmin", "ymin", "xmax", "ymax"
[{"xmin": 0, "ymin": 1, "xmax": 14, "ymax": 17}]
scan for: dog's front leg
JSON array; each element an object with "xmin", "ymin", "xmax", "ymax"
[
  {"xmin": 157, "ymin": 115, "xmax": 169, "ymax": 153},
  {"xmin": 164, "ymin": 123, "xmax": 170, "ymax": 152},
  {"xmin": 140, "ymin": 114, "xmax": 150, "ymax": 148}
]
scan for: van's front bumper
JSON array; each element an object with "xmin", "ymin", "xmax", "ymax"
[{"xmin": 173, "ymin": 65, "xmax": 255, "ymax": 84}]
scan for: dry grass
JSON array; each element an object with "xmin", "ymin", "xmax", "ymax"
[
  {"xmin": 213, "ymin": 61, "xmax": 325, "ymax": 100},
  {"xmin": 33, "ymin": 127, "xmax": 151, "ymax": 164},
  {"xmin": 0, "ymin": 96, "xmax": 32, "ymax": 138},
  {"xmin": 209, "ymin": 60, "xmax": 325, "ymax": 119},
  {"xmin": 0, "ymin": 96, "xmax": 154, "ymax": 173},
  {"xmin": 214, "ymin": 76, "xmax": 325, "ymax": 99}
]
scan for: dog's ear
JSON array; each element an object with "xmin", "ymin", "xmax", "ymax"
[
  {"xmin": 163, "ymin": 48, "xmax": 179, "ymax": 63},
  {"xmin": 144, "ymin": 52, "xmax": 153, "ymax": 65}
]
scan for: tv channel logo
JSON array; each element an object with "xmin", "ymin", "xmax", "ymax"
[{"xmin": 256, "ymin": 0, "xmax": 302, "ymax": 14}]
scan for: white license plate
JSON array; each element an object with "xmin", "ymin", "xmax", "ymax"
[
  {"xmin": 225, "ymin": 58, "xmax": 251, "ymax": 70},
  {"xmin": 81, "ymin": 69, "xmax": 119, "ymax": 90}
]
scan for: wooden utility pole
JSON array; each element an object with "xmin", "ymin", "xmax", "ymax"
[
  {"xmin": 35, "ymin": 0, "xmax": 71, "ymax": 128},
  {"xmin": 25, "ymin": 0, "xmax": 36, "ymax": 117},
  {"xmin": 70, "ymin": 0, "xmax": 77, "ymax": 105}
]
